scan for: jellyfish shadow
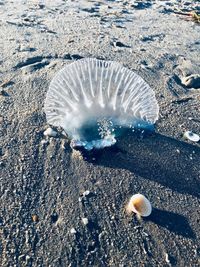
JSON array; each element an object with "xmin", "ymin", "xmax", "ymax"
[
  {"xmin": 146, "ymin": 208, "xmax": 195, "ymax": 238},
  {"xmin": 85, "ymin": 130, "xmax": 200, "ymax": 198}
]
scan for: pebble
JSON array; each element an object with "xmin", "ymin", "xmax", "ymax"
[
  {"xmin": 82, "ymin": 217, "xmax": 89, "ymax": 225},
  {"xmin": 70, "ymin": 228, "xmax": 77, "ymax": 234},
  {"xmin": 43, "ymin": 127, "xmax": 57, "ymax": 137},
  {"xmin": 32, "ymin": 214, "xmax": 39, "ymax": 222}
]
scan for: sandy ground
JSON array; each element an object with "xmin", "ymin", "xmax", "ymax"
[{"xmin": 0, "ymin": 0, "xmax": 200, "ymax": 266}]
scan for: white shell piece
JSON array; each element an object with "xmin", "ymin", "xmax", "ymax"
[
  {"xmin": 43, "ymin": 127, "xmax": 57, "ymax": 137},
  {"xmin": 82, "ymin": 217, "xmax": 89, "ymax": 225},
  {"xmin": 44, "ymin": 58, "xmax": 159, "ymax": 140},
  {"xmin": 127, "ymin": 193, "xmax": 152, "ymax": 217},
  {"xmin": 70, "ymin": 228, "xmax": 77, "ymax": 234},
  {"xmin": 183, "ymin": 131, "xmax": 200, "ymax": 142}
]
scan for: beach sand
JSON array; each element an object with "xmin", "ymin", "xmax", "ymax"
[{"xmin": 0, "ymin": 0, "xmax": 200, "ymax": 266}]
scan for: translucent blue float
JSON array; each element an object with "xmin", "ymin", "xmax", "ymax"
[{"xmin": 44, "ymin": 58, "xmax": 159, "ymax": 150}]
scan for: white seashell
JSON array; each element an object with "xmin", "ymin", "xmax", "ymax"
[
  {"xmin": 70, "ymin": 228, "xmax": 77, "ymax": 234},
  {"xmin": 82, "ymin": 190, "xmax": 90, "ymax": 197},
  {"xmin": 126, "ymin": 194, "xmax": 152, "ymax": 217},
  {"xmin": 44, "ymin": 58, "xmax": 159, "ymax": 148},
  {"xmin": 82, "ymin": 217, "xmax": 89, "ymax": 225},
  {"xmin": 43, "ymin": 127, "xmax": 57, "ymax": 137},
  {"xmin": 183, "ymin": 131, "xmax": 199, "ymax": 142}
]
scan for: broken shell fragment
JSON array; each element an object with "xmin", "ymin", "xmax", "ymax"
[
  {"xmin": 126, "ymin": 194, "xmax": 152, "ymax": 217},
  {"xmin": 183, "ymin": 131, "xmax": 200, "ymax": 142},
  {"xmin": 82, "ymin": 217, "xmax": 89, "ymax": 225},
  {"xmin": 70, "ymin": 228, "xmax": 77, "ymax": 234},
  {"xmin": 43, "ymin": 127, "xmax": 57, "ymax": 137}
]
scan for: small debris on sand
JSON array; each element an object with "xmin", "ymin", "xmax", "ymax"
[
  {"xmin": 165, "ymin": 253, "xmax": 170, "ymax": 264},
  {"xmin": 183, "ymin": 131, "xmax": 200, "ymax": 142},
  {"xmin": 82, "ymin": 217, "xmax": 89, "ymax": 225},
  {"xmin": 70, "ymin": 228, "xmax": 77, "ymax": 234},
  {"xmin": 82, "ymin": 190, "xmax": 90, "ymax": 197},
  {"xmin": 41, "ymin": 139, "xmax": 49, "ymax": 146},
  {"xmin": 43, "ymin": 127, "xmax": 57, "ymax": 137},
  {"xmin": 32, "ymin": 214, "xmax": 39, "ymax": 222},
  {"xmin": 181, "ymin": 74, "xmax": 200, "ymax": 89}
]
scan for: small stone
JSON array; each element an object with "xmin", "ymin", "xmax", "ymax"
[
  {"xmin": 70, "ymin": 228, "xmax": 77, "ymax": 234},
  {"xmin": 32, "ymin": 214, "xmax": 39, "ymax": 222},
  {"xmin": 43, "ymin": 127, "xmax": 57, "ymax": 137},
  {"xmin": 82, "ymin": 217, "xmax": 89, "ymax": 225}
]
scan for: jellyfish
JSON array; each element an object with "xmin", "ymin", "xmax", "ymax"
[{"xmin": 44, "ymin": 58, "xmax": 159, "ymax": 150}]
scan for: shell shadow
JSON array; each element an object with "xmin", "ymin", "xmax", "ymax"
[
  {"xmin": 146, "ymin": 208, "xmax": 195, "ymax": 238},
  {"xmin": 83, "ymin": 130, "xmax": 200, "ymax": 198}
]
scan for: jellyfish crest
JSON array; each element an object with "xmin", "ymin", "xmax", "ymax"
[{"xmin": 44, "ymin": 58, "xmax": 159, "ymax": 149}]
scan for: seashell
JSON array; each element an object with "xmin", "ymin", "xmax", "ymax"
[
  {"xmin": 82, "ymin": 217, "xmax": 89, "ymax": 225},
  {"xmin": 126, "ymin": 193, "xmax": 152, "ymax": 217},
  {"xmin": 44, "ymin": 58, "xmax": 159, "ymax": 149},
  {"xmin": 183, "ymin": 130, "xmax": 200, "ymax": 142},
  {"xmin": 43, "ymin": 127, "xmax": 57, "ymax": 137},
  {"xmin": 70, "ymin": 228, "xmax": 77, "ymax": 234}
]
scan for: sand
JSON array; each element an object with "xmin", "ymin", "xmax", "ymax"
[{"xmin": 0, "ymin": 0, "xmax": 200, "ymax": 266}]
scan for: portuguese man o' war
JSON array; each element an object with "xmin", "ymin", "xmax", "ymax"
[{"xmin": 44, "ymin": 58, "xmax": 159, "ymax": 150}]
